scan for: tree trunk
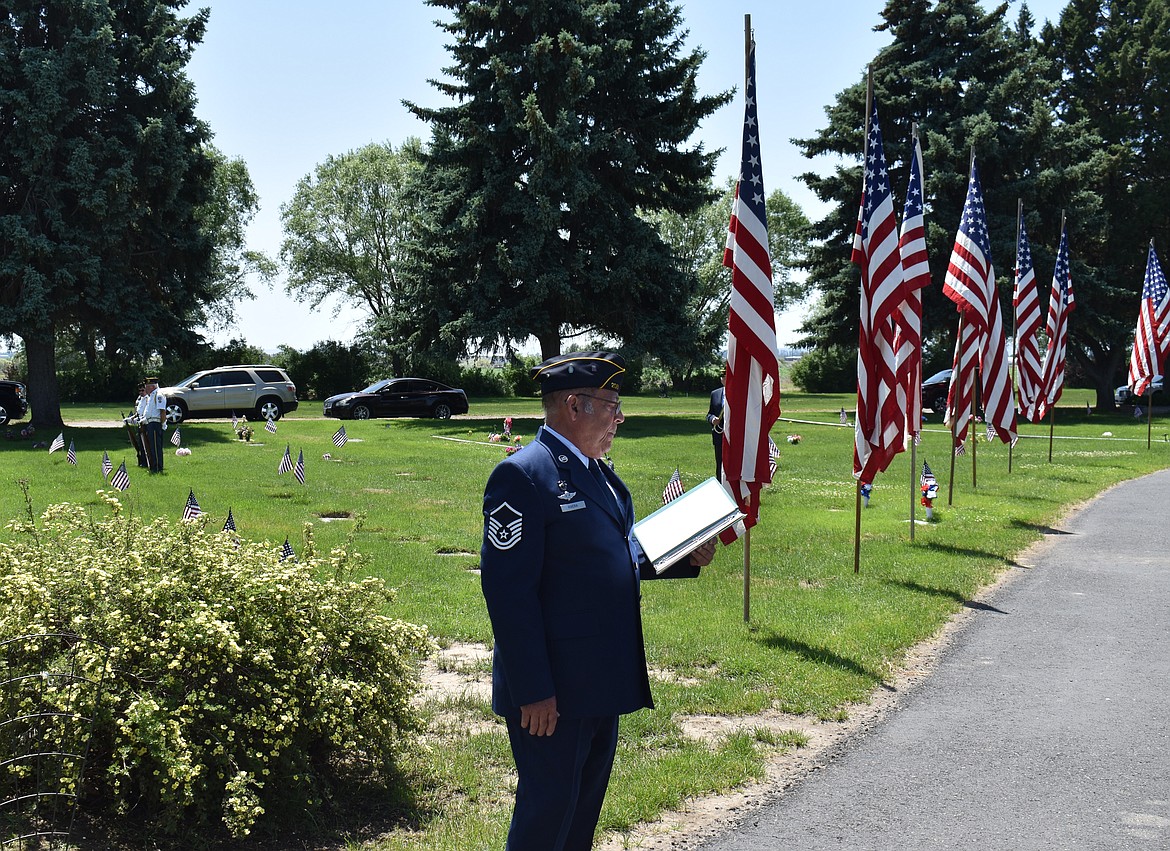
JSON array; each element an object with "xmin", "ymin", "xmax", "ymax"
[
  {"xmin": 536, "ymin": 329, "xmax": 562, "ymax": 362},
  {"xmin": 22, "ymin": 333, "xmax": 64, "ymax": 429}
]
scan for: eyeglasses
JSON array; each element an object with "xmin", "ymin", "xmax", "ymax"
[{"xmin": 573, "ymin": 393, "xmax": 622, "ymax": 417}]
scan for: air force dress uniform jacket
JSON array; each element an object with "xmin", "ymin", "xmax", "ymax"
[{"xmin": 480, "ymin": 427, "xmax": 699, "ymax": 720}]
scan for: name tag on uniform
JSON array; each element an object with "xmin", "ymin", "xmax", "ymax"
[{"xmin": 559, "ymin": 501, "xmax": 587, "ymax": 512}]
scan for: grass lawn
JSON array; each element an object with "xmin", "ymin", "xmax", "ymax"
[{"xmin": 1, "ymin": 391, "xmax": 1166, "ymax": 849}]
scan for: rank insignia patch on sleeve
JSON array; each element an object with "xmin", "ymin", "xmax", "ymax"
[{"xmin": 487, "ymin": 502, "xmax": 523, "ymax": 550}]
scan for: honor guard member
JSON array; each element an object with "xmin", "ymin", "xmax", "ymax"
[
  {"xmin": 480, "ymin": 351, "xmax": 716, "ymax": 851},
  {"xmin": 141, "ymin": 377, "xmax": 168, "ymax": 473},
  {"xmin": 127, "ymin": 384, "xmax": 149, "ymax": 467},
  {"xmin": 706, "ymin": 376, "xmax": 726, "ymax": 480}
]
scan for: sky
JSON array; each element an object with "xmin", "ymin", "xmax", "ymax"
[{"xmin": 185, "ymin": 0, "xmax": 1069, "ymax": 354}]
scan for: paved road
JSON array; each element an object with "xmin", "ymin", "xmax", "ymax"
[{"xmin": 696, "ymin": 469, "xmax": 1170, "ymax": 851}]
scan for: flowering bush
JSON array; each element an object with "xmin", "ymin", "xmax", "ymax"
[{"xmin": 0, "ymin": 492, "xmax": 432, "ymax": 839}]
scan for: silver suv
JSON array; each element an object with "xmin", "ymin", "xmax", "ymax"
[{"xmin": 160, "ymin": 365, "xmax": 298, "ymax": 425}]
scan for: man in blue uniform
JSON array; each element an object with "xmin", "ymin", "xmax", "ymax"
[{"xmin": 480, "ymin": 351, "xmax": 716, "ymax": 851}]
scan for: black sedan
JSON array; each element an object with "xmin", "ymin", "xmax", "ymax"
[
  {"xmin": 921, "ymin": 369, "xmax": 952, "ymax": 412},
  {"xmin": 323, "ymin": 378, "xmax": 469, "ymax": 420},
  {"xmin": 0, "ymin": 379, "xmax": 29, "ymax": 426}
]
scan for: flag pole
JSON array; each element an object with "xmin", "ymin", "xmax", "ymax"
[
  {"xmin": 1148, "ymin": 389, "xmax": 1154, "ymax": 449},
  {"xmin": 971, "ymin": 364, "xmax": 979, "ymax": 489},
  {"xmin": 1047, "ymin": 209, "xmax": 1067, "ymax": 464},
  {"xmin": 854, "ymin": 65, "xmax": 874, "ymax": 576},
  {"xmin": 1010, "ymin": 198, "xmax": 1022, "ymax": 473},
  {"xmin": 742, "ymin": 13, "xmax": 752, "ymax": 621},
  {"xmin": 910, "ymin": 436, "xmax": 917, "ymax": 541},
  {"xmin": 908, "ymin": 120, "xmax": 920, "ymax": 541},
  {"xmin": 948, "ymin": 311, "xmax": 964, "ymax": 506}
]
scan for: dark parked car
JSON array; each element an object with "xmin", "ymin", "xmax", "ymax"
[
  {"xmin": 0, "ymin": 379, "xmax": 29, "ymax": 426},
  {"xmin": 921, "ymin": 369, "xmax": 952, "ymax": 412},
  {"xmin": 323, "ymin": 378, "xmax": 469, "ymax": 420},
  {"xmin": 1115, "ymin": 376, "xmax": 1163, "ymax": 406}
]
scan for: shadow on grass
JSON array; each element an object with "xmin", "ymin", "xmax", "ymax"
[
  {"xmin": 754, "ymin": 631, "xmax": 882, "ymax": 685},
  {"xmin": 889, "ymin": 580, "xmax": 1010, "ymax": 615},
  {"xmin": 1009, "ymin": 518, "xmax": 1074, "ymax": 536},
  {"xmin": 918, "ymin": 541, "xmax": 1025, "ymax": 568}
]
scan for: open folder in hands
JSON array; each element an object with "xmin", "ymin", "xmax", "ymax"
[{"xmin": 633, "ymin": 477, "xmax": 745, "ymax": 573}]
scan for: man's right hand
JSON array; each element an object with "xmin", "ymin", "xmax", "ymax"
[{"xmin": 519, "ymin": 696, "xmax": 559, "ymax": 736}]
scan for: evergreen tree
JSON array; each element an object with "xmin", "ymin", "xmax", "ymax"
[
  {"xmin": 795, "ymin": 1, "xmax": 1099, "ymax": 388},
  {"xmin": 0, "ymin": 0, "xmax": 225, "ymax": 426},
  {"xmin": 403, "ymin": 0, "xmax": 731, "ymax": 362},
  {"xmin": 1043, "ymin": 0, "xmax": 1170, "ymax": 400}
]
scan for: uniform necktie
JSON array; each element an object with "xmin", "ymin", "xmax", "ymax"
[{"xmin": 589, "ymin": 459, "xmax": 615, "ymax": 506}]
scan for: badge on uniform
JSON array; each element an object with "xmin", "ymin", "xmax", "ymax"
[
  {"xmin": 487, "ymin": 502, "xmax": 523, "ymax": 550},
  {"xmin": 557, "ymin": 480, "xmax": 576, "ymax": 501}
]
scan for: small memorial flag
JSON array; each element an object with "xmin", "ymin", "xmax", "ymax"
[
  {"xmin": 293, "ymin": 450, "xmax": 305, "ymax": 484},
  {"xmin": 231, "ymin": 411, "xmax": 238, "ymax": 429},
  {"xmin": 280, "ymin": 536, "xmax": 295, "ymax": 562},
  {"xmin": 662, "ymin": 468, "xmax": 685, "ymax": 504},
  {"xmin": 278, "ymin": 445, "xmax": 293, "ymax": 474},
  {"xmin": 111, "ymin": 461, "xmax": 130, "ymax": 491},
  {"xmin": 223, "ymin": 508, "xmax": 237, "ymax": 533},
  {"xmin": 49, "ymin": 432, "xmax": 65, "ymax": 454},
  {"xmin": 182, "ymin": 490, "xmax": 202, "ymax": 522},
  {"xmin": 840, "ymin": 407, "xmax": 849, "ymax": 425},
  {"xmin": 332, "ymin": 425, "xmax": 348, "ymax": 447},
  {"xmin": 768, "ymin": 436, "xmax": 780, "ymax": 478},
  {"xmin": 101, "ymin": 451, "xmax": 113, "ymax": 479},
  {"xmin": 265, "ymin": 419, "xmax": 277, "ymax": 434},
  {"xmin": 171, "ymin": 427, "xmax": 182, "ymax": 447},
  {"xmin": 67, "ymin": 440, "xmax": 77, "ymax": 465}
]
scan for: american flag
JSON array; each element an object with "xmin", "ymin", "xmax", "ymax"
[
  {"xmin": 895, "ymin": 128, "xmax": 930, "ymax": 446},
  {"xmin": 332, "ymin": 425, "xmax": 348, "ymax": 447},
  {"xmin": 101, "ymin": 450, "xmax": 113, "ymax": 479},
  {"xmin": 49, "ymin": 432, "xmax": 65, "ymax": 454},
  {"xmin": 1033, "ymin": 223, "xmax": 1075, "ymax": 420},
  {"xmin": 839, "ymin": 407, "xmax": 848, "ymax": 425},
  {"xmin": 223, "ymin": 507, "xmax": 237, "ymax": 533},
  {"xmin": 1127, "ymin": 242, "xmax": 1169, "ymax": 398},
  {"xmin": 278, "ymin": 445, "xmax": 293, "ymax": 475},
  {"xmin": 719, "ymin": 38, "xmax": 780, "ymax": 541},
  {"xmin": 170, "ymin": 427, "xmax": 182, "ymax": 447},
  {"xmin": 67, "ymin": 440, "xmax": 77, "ymax": 465},
  {"xmin": 1014, "ymin": 213, "xmax": 1044, "ymax": 422},
  {"xmin": 920, "ymin": 460, "xmax": 935, "ymax": 487},
  {"xmin": 943, "ymin": 157, "xmax": 1016, "ymax": 447},
  {"xmin": 293, "ymin": 450, "xmax": 305, "ymax": 485},
  {"xmin": 767, "ymin": 435, "xmax": 780, "ymax": 479},
  {"xmin": 945, "ymin": 320, "xmax": 980, "ymax": 454},
  {"xmin": 231, "ymin": 411, "xmax": 238, "ymax": 429},
  {"xmin": 852, "ymin": 97, "xmax": 905, "ymax": 481},
  {"xmin": 280, "ymin": 537, "xmax": 295, "ymax": 562},
  {"xmin": 182, "ymin": 489, "xmax": 202, "ymax": 522},
  {"xmin": 265, "ymin": 418, "xmax": 277, "ymax": 434},
  {"xmin": 110, "ymin": 461, "xmax": 130, "ymax": 491},
  {"xmin": 662, "ymin": 468, "xmax": 685, "ymax": 504}
]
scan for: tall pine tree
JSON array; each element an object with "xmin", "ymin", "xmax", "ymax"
[
  {"xmin": 1043, "ymin": 0, "xmax": 1170, "ymax": 401},
  {"xmin": 0, "ymin": 0, "xmax": 223, "ymax": 426},
  {"xmin": 795, "ymin": 1, "xmax": 1100, "ymax": 392},
  {"xmin": 402, "ymin": 0, "xmax": 731, "ymax": 362}
]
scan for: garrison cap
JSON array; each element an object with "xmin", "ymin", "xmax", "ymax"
[
  {"xmin": 143, "ymin": 376, "xmax": 159, "ymax": 385},
  {"xmin": 531, "ymin": 351, "xmax": 626, "ymax": 394}
]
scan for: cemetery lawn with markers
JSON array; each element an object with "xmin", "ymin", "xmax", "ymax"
[{"xmin": 1, "ymin": 392, "xmax": 1167, "ymax": 849}]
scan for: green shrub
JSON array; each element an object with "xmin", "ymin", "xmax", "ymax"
[
  {"xmin": 0, "ymin": 491, "xmax": 433, "ymax": 839},
  {"xmin": 789, "ymin": 345, "xmax": 856, "ymax": 393}
]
